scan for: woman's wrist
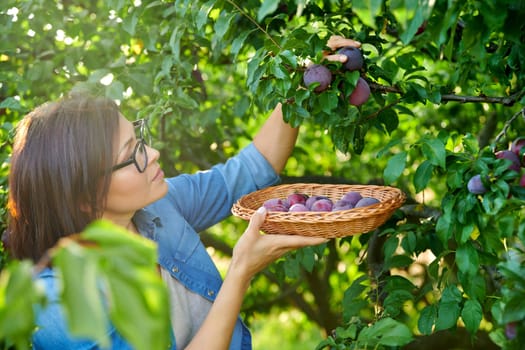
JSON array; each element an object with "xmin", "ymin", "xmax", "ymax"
[{"xmin": 225, "ymin": 260, "xmax": 253, "ymax": 292}]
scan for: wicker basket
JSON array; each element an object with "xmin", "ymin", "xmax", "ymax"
[{"xmin": 231, "ymin": 183, "xmax": 406, "ymax": 238}]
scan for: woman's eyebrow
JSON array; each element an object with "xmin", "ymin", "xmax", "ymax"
[
  {"xmin": 117, "ymin": 137, "xmax": 134, "ymax": 156},
  {"xmin": 116, "ymin": 125, "xmax": 136, "ymax": 157}
]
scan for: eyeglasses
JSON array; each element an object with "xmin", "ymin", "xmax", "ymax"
[{"xmin": 110, "ymin": 119, "xmax": 151, "ymax": 173}]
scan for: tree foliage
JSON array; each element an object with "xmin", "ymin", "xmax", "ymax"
[{"xmin": 1, "ymin": 0, "xmax": 525, "ymax": 349}]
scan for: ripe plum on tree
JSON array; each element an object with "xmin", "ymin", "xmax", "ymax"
[
  {"xmin": 467, "ymin": 174, "xmax": 488, "ymax": 194},
  {"xmin": 495, "ymin": 150, "xmax": 521, "ymax": 172},
  {"xmin": 303, "ymin": 64, "xmax": 332, "ymax": 92},
  {"xmin": 510, "ymin": 136, "xmax": 525, "ymax": 165},
  {"xmin": 348, "ymin": 77, "xmax": 370, "ymax": 106},
  {"xmin": 337, "ymin": 46, "xmax": 364, "ymax": 71}
]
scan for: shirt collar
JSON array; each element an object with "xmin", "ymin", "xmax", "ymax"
[{"xmin": 133, "ymin": 208, "xmax": 162, "ymax": 240}]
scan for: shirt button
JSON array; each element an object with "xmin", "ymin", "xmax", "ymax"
[
  {"xmin": 207, "ymin": 290, "xmax": 215, "ymax": 297},
  {"xmin": 171, "ymin": 266, "xmax": 179, "ymax": 273}
]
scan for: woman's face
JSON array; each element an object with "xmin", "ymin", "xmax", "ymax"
[{"xmin": 102, "ymin": 114, "xmax": 168, "ymax": 222}]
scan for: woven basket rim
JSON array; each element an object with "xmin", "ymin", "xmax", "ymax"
[{"xmin": 232, "ymin": 183, "xmax": 406, "ymax": 224}]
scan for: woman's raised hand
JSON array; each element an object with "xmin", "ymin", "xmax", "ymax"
[
  {"xmin": 230, "ymin": 206, "xmax": 328, "ymax": 282},
  {"xmin": 323, "ymin": 35, "xmax": 362, "ymax": 63}
]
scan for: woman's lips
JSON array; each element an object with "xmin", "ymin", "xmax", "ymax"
[{"xmin": 152, "ymin": 167, "xmax": 164, "ymax": 181}]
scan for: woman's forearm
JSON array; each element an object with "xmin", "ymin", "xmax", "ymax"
[
  {"xmin": 184, "ymin": 267, "xmax": 250, "ymax": 350},
  {"xmin": 253, "ymin": 103, "xmax": 299, "ymax": 174},
  {"xmin": 185, "ymin": 207, "xmax": 327, "ymax": 350}
]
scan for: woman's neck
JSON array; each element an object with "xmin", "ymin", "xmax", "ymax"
[{"xmin": 101, "ymin": 213, "xmax": 138, "ymax": 234}]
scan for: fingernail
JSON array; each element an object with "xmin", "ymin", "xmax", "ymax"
[{"xmin": 257, "ymin": 206, "xmax": 267, "ymax": 214}]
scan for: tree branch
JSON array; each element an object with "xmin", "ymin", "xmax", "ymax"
[
  {"xmin": 368, "ymin": 82, "xmax": 524, "ymax": 106},
  {"xmin": 494, "ymin": 106, "xmax": 525, "ymax": 144}
]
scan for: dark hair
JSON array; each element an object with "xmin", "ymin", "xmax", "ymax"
[{"xmin": 7, "ymin": 94, "xmax": 121, "ymax": 262}]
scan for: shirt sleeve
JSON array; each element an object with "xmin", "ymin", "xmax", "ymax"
[{"xmin": 160, "ymin": 142, "xmax": 280, "ymax": 232}]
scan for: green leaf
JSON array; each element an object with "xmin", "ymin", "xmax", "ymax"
[
  {"xmin": 383, "ymin": 289, "xmax": 414, "ymax": 317},
  {"xmin": 461, "ymin": 299, "xmax": 482, "ymax": 334},
  {"xmin": 269, "ymin": 60, "xmax": 288, "ymax": 80},
  {"xmin": 52, "ymin": 221, "xmax": 171, "ymax": 350},
  {"xmin": 122, "ymin": 11, "xmax": 139, "ymax": 35},
  {"xmin": 298, "ymin": 247, "xmax": 316, "ymax": 273},
  {"xmin": 401, "ymin": 231, "xmax": 417, "ymax": 254},
  {"xmin": 455, "ymin": 242, "xmax": 479, "ymax": 277},
  {"xmin": 435, "ymin": 285, "xmax": 462, "ymax": 331},
  {"xmin": 283, "ymin": 257, "xmax": 300, "ymax": 278},
  {"xmin": 421, "ymin": 138, "xmax": 446, "ymax": 169},
  {"xmin": 106, "ymin": 80, "xmax": 125, "ymax": 100},
  {"xmin": 318, "ymin": 92, "xmax": 338, "ymax": 113},
  {"xmin": 414, "ymin": 160, "xmax": 434, "ymax": 193},
  {"xmin": 257, "ymin": 0, "xmax": 279, "ymax": 22},
  {"xmin": 377, "ymin": 138, "xmax": 403, "ymax": 158},
  {"xmin": 435, "ymin": 301, "xmax": 461, "ymax": 331},
  {"xmin": 376, "ymin": 108, "xmax": 399, "ymax": 134},
  {"xmin": 456, "ymin": 222, "xmax": 475, "ymax": 244},
  {"xmin": 0, "ymin": 261, "xmax": 44, "ymax": 348},
  {"xmin": 399, "ymin": 5, "xmax": 425, "ymax": 44},
  {"xmin": 462, "ymin": 273, "xmax": 486, "ymax": 301},
  {"xmin": 353, "ymin": 0, "xmax": 384, "ymax": 29},
  {"xmin": 343, "ymin": 275, "xmax": 369, "ymax": 301},
  {"xmin": 231, "ymin": 29, "xmax": 254, "ymax": 59},
  {"xmin": 357, "ymin": 317, "xmax": 413, "ymax": 347},
  {"xmin": 214, "ymin": 11, "xmax": 235, "ymax": 42},
  {"xmin": 106, "ymin": 271, "xmax": 169, "ymax": 350},
  {"xmin": 501, "ymin": 296, "xmax": 525, "ymax": 323},
  {"xmin": 395, "ymin": 52, "xmax": 419, "ymax": 71},
  {"xmin": 0, "ymin": 97, "xmax": 22, "ymax": 111},
  {"xmin": 53, "ymin": 243, "xmax": 108, "ymax": 346},
  {"xmin": 278, "ymin": 49, "xmax": 298, "ymax": 69},
  {"xmin": 418, "ymin": 304, "xmax": 437, "ymax": 335},
  {"xmin": 385, "ymin": 255, "xmax": 414, "ymax": 269},
  {"xmin": 196, "ymin": 1, "xmax": 214, "ymax": 31},
  {"xmin": 384, "ymin": 151, "xmax": 407, "ymax": 184}
]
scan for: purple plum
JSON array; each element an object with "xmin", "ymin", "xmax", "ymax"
[
  {"xmin": 305, "ymin": 195, "xmax": 330, "ymax": 210},
  {"xmin": 332, "ymin": 200, "xmax": 353, "ymax": 211},
  {"xmin": 303, "ymin": 64, "xmax": 332, "ymax": 92},
  {"xmin": 341, "ymin": 191, "xmax": 363, "ymax": 206},
  {"xmin": 289, "ymin": 203, "xmax": 309, "ymax": 212},
  {"xmin": 348, "ymin": 77, "xmax": 370, "ymax": 106},
  {"xmin": 510, "ymin": 137, "xmax": 525, "ymax": 165},
  {"xmin": 310, "ymin": 198, "xmax": 333, "ymax": 212},
  {"xmin": 263, "ymin": 198, "xmax": 289, "ymax": 212},
  {"xmin": 287, "ymin": 193, "xmax": 309, "ymax": 207},
  {"xmin": 355, "ymin": 197, "xmax": 380, "ymax": 208},
  {"xmin": 467, "ymin": 174, "xmax": 487, "ymax": 194},
  {"xmin": 505, "ymin": 322, "xmax": 517, "ymax": 340},
  {"xmin": 337, "ymin": 46, "xmax": 364, "ymax": 71},
  {"xmin": 495, "ymin": 150, "xmax": 520, "ymax": 172}
]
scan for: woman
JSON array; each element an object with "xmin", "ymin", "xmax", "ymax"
[
  {"xmin": 7, "ymin": 35, "xmax": 360, "ymax": 349},
  {"xmin": 6, "ymin": 94, "xmax": 327, "ymax": 349}
]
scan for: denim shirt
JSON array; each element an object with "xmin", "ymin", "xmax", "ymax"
[{"xmin": 32, "ymin": 143, "xmax": 280, "ymax": 349}]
